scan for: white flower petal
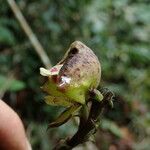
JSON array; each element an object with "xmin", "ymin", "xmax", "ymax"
[
  {"xmin": 40, "ymin": 67, "xmax": 51, "ymax": 76},
  {"xmin": 40, "ymin": 65, "xmax": 63, "ymax": 76}
]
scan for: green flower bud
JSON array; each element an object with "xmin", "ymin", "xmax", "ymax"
[{"xmin": 40, "ymin": 41, "xmax": 101, "ymax": 128}]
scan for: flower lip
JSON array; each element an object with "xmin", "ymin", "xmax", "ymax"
[{"xmin": 40, "ymin": 64, "xmax": 63, "ymax": 77}]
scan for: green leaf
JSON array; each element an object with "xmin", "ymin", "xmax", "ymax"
[
  {"xmin": 0, "ymin": 25, "xmax": 15, "ymax": 45},
  {"xmin": 101, "ymin": 119, "xmax": 122, "ymax": 138},
  {"xmin": 9, "ymin": 79, "xmax": 26, "ymax": 91},
  {"xmin": 0, "ymin": 75, "xmax": 26, "ymax": 92}
]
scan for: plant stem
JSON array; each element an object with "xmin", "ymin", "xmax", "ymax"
[
  {"xmin": 53, "ymin": 88, "xmax": 114, "ymax": 150},
  {"xmin": 7, "ymin": 0, "xmax": 52, "ymax": 68}
]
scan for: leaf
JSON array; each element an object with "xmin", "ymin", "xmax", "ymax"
[
  {"xmin": 0, "ymin": 25, "xmax": 15, "ymax": 45},
  {"xmin": 101, "ymin": 119, "xmax": 122, "ymax": 138},
  {"xmin": 10, "ymin": 80, "xmax": 26, "ymax": 91},
  {"xmin": 0, "ymin": 75, "xmax": 26, "ymax": 92}
]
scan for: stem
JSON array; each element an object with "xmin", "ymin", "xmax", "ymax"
[
  {"xmin": 7, "ymin": 0, "xmax": 52, "ymax": 68},
  {"xmin": 53, "ymin": 88, "xmax": 114, "ymax": 150}
]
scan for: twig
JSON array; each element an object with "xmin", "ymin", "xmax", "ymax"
[
  {"xmin": 7, "ymin": 0, "xmax": 52, "ymax": 68},
  {"xmin": 53, "ymin": 88, "xmax": 114, "ymax": 150}
]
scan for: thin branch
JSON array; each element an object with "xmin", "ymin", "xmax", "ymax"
[{"xmin": 7, "ymin": 0, "xmax": 52, "ymax": 68}]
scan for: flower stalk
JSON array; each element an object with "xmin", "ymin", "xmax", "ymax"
[{"xmin": 53, "ymin": 88, "xmax": 114, "ymax": 150}]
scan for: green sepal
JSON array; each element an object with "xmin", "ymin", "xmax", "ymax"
[
  {"xmin": 44, "ymin": 95, "xmax": 72, "ymax": 107},
  {"xmin": 93, "ymin": 89, "xmax": 103, "ymax": 102},
  {"xmin": 47, "ymin": 104, "xmax": 82, "ymax": 129}
]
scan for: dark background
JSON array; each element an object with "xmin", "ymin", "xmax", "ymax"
[{"xmin": 0, "ymin": 0, "xmax": 149, "ymax": 150}]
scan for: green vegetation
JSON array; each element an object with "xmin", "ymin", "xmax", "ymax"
[{"xmin": 0, "ymin": 0, "xmax": 149, "ymax": 150}]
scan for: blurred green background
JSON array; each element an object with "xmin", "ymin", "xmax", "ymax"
[{"xmin": 0, "ymin": 0, "xmax": 150, "ymax": 150}]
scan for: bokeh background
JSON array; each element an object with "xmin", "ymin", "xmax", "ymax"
[{"xmin": 0, "ymin": 0, "xmax": 150, "ymax": 150}]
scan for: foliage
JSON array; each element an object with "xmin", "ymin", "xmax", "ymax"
[{"xmin": 0, "ymin": 0, "xmax": 149, "ymax": 149}]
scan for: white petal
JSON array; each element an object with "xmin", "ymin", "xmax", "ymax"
[
  {"xmin": 40, "ymin": 67, "xmax": 51, "ymax": 76},
  {"xmin": 40, "ymin": 65, "xmax": 63, "ymax": 76}
]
